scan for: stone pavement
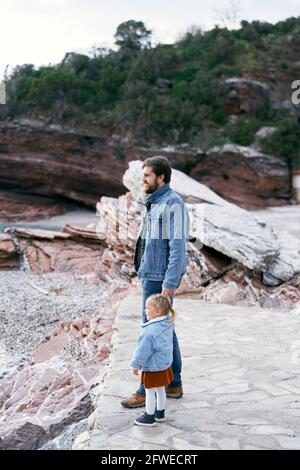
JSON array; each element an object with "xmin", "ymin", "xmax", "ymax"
[{"xmin": 73, "ymin": 296, "xmax": 300, "ymax": 450}]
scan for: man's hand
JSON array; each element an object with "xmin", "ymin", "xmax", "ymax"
[
  {"xmin": 162, "ymin": 287, "xmax": 174, "ymax": 300},
  {"xmin": 132, "ymin": 368, "xmax": 139, "ymax": 376}
]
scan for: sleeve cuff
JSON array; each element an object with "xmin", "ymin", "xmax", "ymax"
[
  {"xmin": 162, "ymin": 280, "xmax": 179, "ymax": 290},
  {"xmin": 130, "ymin": 360, "xmax": 141, "ymax": 369}
]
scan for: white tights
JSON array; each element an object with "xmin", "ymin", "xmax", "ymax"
[{"xmin": 145, "ymin": 386, "xmax": 166, "ymax": 415}]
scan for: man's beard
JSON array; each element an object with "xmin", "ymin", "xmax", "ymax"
[{"xmin": 144, "ymin": 179, "xmax": 159, "ymax": 194}]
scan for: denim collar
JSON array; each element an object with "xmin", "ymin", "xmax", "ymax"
[
  {"xmin": 144, "ymin": 183, "xmax": 170, "ymax": 206},
  {"xmin": 142, "ymin": 315, "xmax": 168, "ymax": 327}
]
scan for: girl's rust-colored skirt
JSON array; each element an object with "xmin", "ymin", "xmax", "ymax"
[{"xmin": 141, "ymin": 367, "xmax": 174, "ymax": 389}]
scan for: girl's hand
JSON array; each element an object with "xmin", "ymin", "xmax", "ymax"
[{"xmin": 132, "ymin": 368, "xmax": 139, "ymax": 375}]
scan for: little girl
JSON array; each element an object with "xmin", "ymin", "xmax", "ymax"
[{"xmin": 130, "ymin": 293, "xmax": 176, "ymax": 426}]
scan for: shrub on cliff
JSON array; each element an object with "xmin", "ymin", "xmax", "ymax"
[
  {"xmin": 1, "ymin": 17, "xmax": 300, "ymax": 152},
  {"xmin": 260, "ymin": 119, "xmax": 300, "ymax": 170}
]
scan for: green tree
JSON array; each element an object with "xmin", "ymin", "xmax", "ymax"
[{"xmin": 114, "ymin": 20, "xmax": 152, "ymax": 50}]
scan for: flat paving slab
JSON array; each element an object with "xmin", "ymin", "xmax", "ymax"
[{"xmin": 73, "ymin": 296, "xmax": 300, "ymax": 450}]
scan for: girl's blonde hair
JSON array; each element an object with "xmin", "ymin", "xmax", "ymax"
[{"xmin": 147, "ymin": 294, "xmax": 176, "ymax": 323}]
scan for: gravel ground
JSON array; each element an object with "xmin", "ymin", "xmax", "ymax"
[
  {"xmin": 0, "ymin": 269, "xmax": 120, "ymax": 450},
  {"xmin": 0, "ymin": 270, "xmax": 112, "ymax": 381},
  {"xmin": 0, "ymin": 209, "xmax": 122, "ymax": 450},
  {"xmin": 39, "ymin": 419, "xmax": 89, "ymax": 450}
]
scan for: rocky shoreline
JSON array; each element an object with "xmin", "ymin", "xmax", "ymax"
[
  {"xmin": 0, "ymin": 160, "xmax": 299, "ymax": 449},
  {"xmin": 0, "ymin": 209, "xmax": 134, "ymax": 449},
  {"xmin": 0, "ymin": 268, "xmax": 132, "ymax": 450}
]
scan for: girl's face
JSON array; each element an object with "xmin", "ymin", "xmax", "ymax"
[{"xmin": 145, "ymin": 299, "xmax": 161, "ymax": 321}]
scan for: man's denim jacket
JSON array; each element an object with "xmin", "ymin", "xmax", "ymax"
[
  {"xmin": 134, "ymin": 183, "xmax": 190, "ymax": 290},
  {"xmin": 130, "ymin": 315, "xmax": 174, "ymax": 372}
]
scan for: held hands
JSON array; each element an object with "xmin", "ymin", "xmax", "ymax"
[
  {"xmin": 132, "ymin": 368, "xmax": 139, "ymax": 376},
  {"xmin": 162, "ymin": 287, "xmax": 174, "ymax": 300}
]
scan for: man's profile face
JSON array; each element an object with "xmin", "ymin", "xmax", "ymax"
[{"xmin": 142, "ymin": 166, "xmax": 164, "ymax": 194}]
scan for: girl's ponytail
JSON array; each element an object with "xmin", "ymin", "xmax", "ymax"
[{"xmin": 168, "ymin": 305, "xmax": 176, "ymax": 323}]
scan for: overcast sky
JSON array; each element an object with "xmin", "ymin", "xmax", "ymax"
[{"xmin": 1, "ymin": 0, "xmax": 300, "ymax": 79}]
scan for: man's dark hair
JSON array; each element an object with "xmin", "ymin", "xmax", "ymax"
[{"xmin": 142, "ymin": 156, "xmax": 172, "ymax": 184}]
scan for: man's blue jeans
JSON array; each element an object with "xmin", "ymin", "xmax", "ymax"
[{"xmin": 136, "ymin": 279, "xmax": 182, "ymax": 395}]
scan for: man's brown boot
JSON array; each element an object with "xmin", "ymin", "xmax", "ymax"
[
  {"xmin": 166, "ymin": 386, "xmax": 183, "ymax": 398},
  {"xmin": 121, "ymin": 392, "xmax": 146, "ymax": 408}
]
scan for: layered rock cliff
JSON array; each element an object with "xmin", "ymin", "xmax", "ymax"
[{"xmin": 0, "ymin": 119, "xmax": 292, "ymax": 221}]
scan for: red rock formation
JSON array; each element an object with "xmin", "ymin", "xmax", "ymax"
[
  {"xmin": 0, "ymin": 120, "xmax": 127, "ymax": 209},
  {"xmin": 0, "ymin": 190, "xmax": 76, "ymax": 222},
  {"xmin": 3, "ymin": 225, "xmax": 106, "ymax": 279},
  {"xmin": 179, "ymin": 263, "xmax": 300, "ymax": 308},
  {"xmin": 97, "ymin": 192, "xmax": 142, "ymax": 281},
  {"xmin": 126, "ymin": 144, "xmax": 291, "ymax": 209},
  {"xmin": 0, "ymin": 119, "xmax": 292, "ymax": 216},
  {"xmin": 189, "ymin": 145, "xmax": 290, "ymax": 209},
  {"xmin": 0, "ymin": 283, "xmax": 131, "ymax": 450},
  {"xmin": 0, "ymin": 233, "xmax": 19, "ymax": 269}
]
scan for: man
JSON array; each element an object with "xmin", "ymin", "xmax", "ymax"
[{"xmin": 121, "ymin": 156, "xmax": 190, "ymax": 408}]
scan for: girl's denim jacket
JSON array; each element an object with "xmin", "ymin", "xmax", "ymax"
[{"xmin": 130, "ymin": 316, "xmax": 174, "ymax": 372}]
